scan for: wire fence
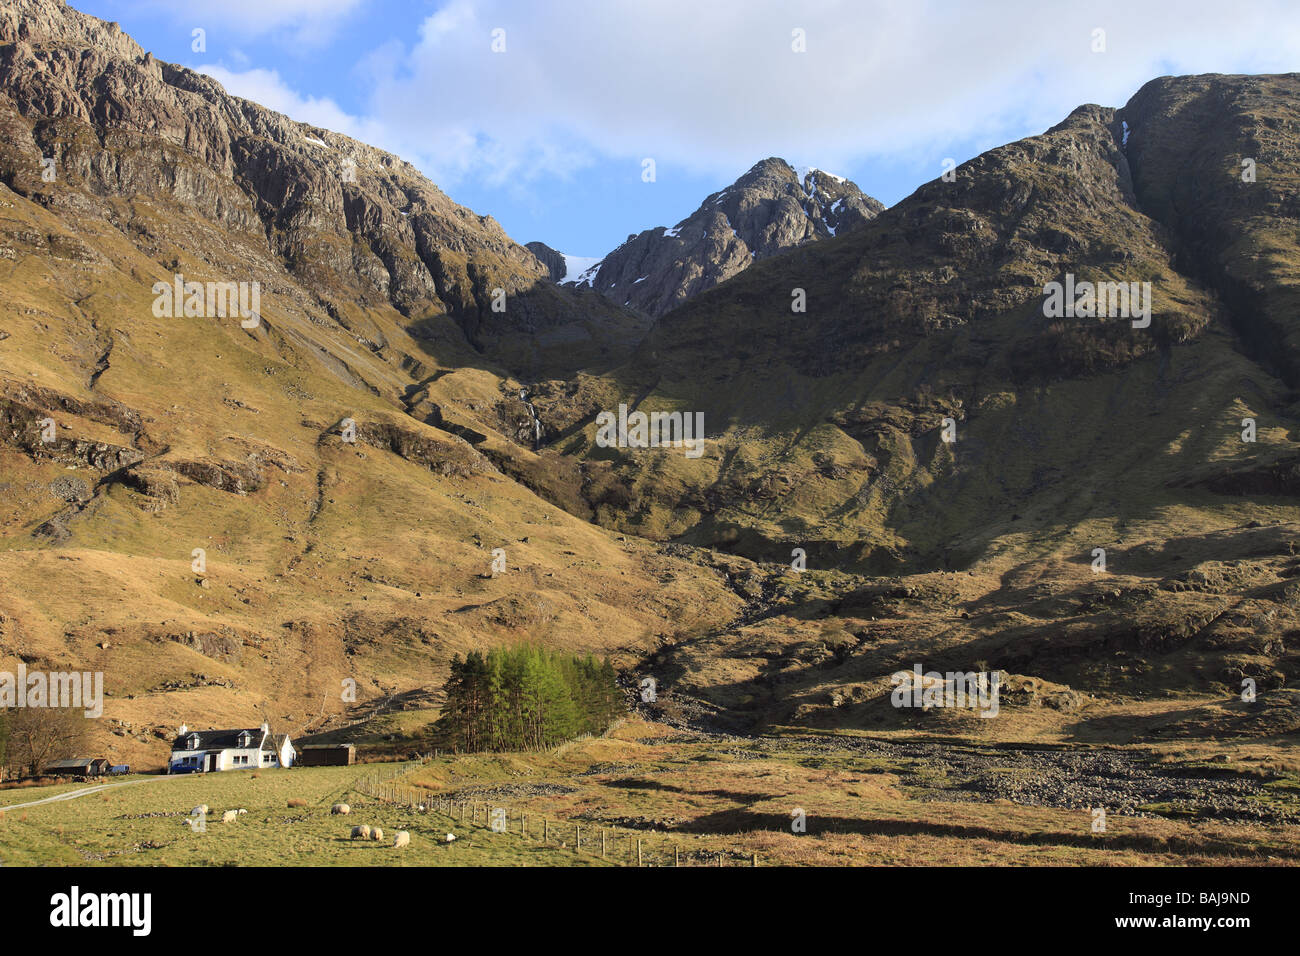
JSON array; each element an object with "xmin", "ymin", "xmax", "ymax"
[{"xmin": 351, "ymin": 767, "xmax": 760, "ymax": 867}]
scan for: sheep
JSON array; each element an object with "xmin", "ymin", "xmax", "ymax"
[
  {"xmin": 444, "ymin": 832, "xmax": 457, "ymax": 843},
  {"xmin": 237, "ymin": 808, "xmax": 247, "ymax": 815},
  {"xmin": 370, "ymin": 827, "xmax": 384, "ymax": 842},
  {"xmin": 331, "ymin": 803, "xmax": 350, "ymax": 815},
  {"xmin": 221, "ymin": 809, "xmax": 238, "ymax": 823},
  {"xmin": 351, "ymin": 824, "xmax": 371, "ymax": 840},
  {"xmin": 393, "ymin": 831, "xmax": 410, "ymax": 849},
  {"xmin": 192, "ymin": 805, "xmax": 208, "ymax": 816}
]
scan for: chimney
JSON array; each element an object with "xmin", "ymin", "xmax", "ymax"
[
  {"xmin": 179, "ymin": 723, "xmax": 187, "ymax": 736},
  {"xmin": 261, "ymin": 721, "xmax": 270, "ymax": 736}
]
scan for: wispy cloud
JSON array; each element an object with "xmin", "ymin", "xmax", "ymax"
[
  {"xmin": 362, "ymin": 0, "xmax": 1300, "ymax": 177},
  {"xmin": 131, "ymin": 0, "xmax": 365, "ymax": 48},
  {"xmin": 196, "ymin": 65, "xmax": 393, "ymax": 147},
  {"xmin": 199, "ymin": 0, "xmax": 1300, "ymax": 192}
]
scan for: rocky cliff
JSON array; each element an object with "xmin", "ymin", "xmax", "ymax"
[{"xmin": 568, "ymin": 157, "xmax": 883, "ymax": 316}]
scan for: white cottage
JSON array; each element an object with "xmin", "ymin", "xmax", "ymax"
[{"xmin": 168, "ymin": 722, "xmax": 295, "ymax": 773}]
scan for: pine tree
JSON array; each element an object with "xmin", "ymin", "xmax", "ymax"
[{"xmin": 436, "ymin": 646, "xmax": 623, "ymax": 753}]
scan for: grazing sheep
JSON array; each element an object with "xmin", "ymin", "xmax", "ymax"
[
  {"xmin": 192, "ymin": 805, "xmax": 208, "ymax": 816},
  {"xmin": 444, "ymin": 833, "xmax": 457, "ymax": 843},
  {"xmin": 370, "ymin": 827, "xmax": 383, "ymax": 842},
  {"xmin": 221, "ymin": 810, "xmax": 238, "ymax": 823},
  {"xmin": 331, "ymin": 803, "xmax": 350, "ymax": 815},
  {"xmin": 351, "ymin": 824, "xmax": 371, "ymax": 840},
  {"xmin": 393, "ymin": 831, "xmax": 410, "ymax": 849}
]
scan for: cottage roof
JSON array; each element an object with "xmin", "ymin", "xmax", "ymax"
[
  {"xmin": 170, "ymin": 727, "xmax": 294, "ymax": 752},
  {"xmin": 171, "ymin": 728, "xmax": 263, "ymax": 751}
]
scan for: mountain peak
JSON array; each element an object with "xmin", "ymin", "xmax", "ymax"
[{"xmin": 560, "ymin": 157, "xmax": 884, "ymax": 316}]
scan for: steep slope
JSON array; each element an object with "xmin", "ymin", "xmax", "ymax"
[
  {"xmin": 567, "ymin": 158, "xmax": 883, "ymax": 316},
  {"xmin": 526, "ymin": 82, "xmax": 1300, "ymax": 723},
  {"xmin": 547, "ymin": 103, "xmax": 1227, "ymax": 556},
  {"xmin": 525, "ymin": 241, "xmax": 567, "ymax": 282},
  {"xmin": 0, "ymin": 0, "xmax": 736, "ymax": 767},
  {"xmin": 1122, "ymin": 73, "xmax": 1300, "ymax": 387},
  {"xmin": 0, "ymin": 0, "xmax": 650, "ymax": 381},
  {"xmin": 1, "ymin": 0, "xmax": 1296, "ymax": 759}
]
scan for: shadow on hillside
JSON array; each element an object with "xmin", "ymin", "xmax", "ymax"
[{"xmin": 672, "ymin": 808, "xmax": 1300, "ymax": 860}]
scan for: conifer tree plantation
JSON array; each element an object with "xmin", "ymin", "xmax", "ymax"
[{"xmin": 435, "ymin": 649, "xmax": 623, "ymax": 753}]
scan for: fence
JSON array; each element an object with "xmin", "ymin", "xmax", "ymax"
[{"xmin": 351, "ymin": 768, "xmax": 760, "ymax": 867}]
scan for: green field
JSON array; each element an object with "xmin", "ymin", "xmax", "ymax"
[
  {"xmin": 3, "ymin": 720, "xmax": 1297, "ymax": 867},
  {"xmin": 0, "ymin": 763, "xmax": 612, "ymax": 867}
]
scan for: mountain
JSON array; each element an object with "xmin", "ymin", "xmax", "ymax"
[
  {"xmin": 525, "ymin": 241, "xmax": 567, "ymax": 282},
  {"xmin": 0, "ymin": 0, "xmax": 651, "ymax": 382},
  {"xmin": 0, "ymin": 0, "xmax": 1296, "ymax": 765},
  {"xmin": 563, "ymin": 158, "xmax": 884, "ymax": 316},
  {"xmin": 0, "ymin": 0, "xmax": 734, "ymax": 766},
  {"xmin": 522, "ymin": 78, "xmax": 1300, "ymax": 731}
]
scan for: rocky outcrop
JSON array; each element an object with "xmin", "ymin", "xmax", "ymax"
[
  {"xmin": 572, "ymin": 158, "xmax": 883, "ymax": 316},
  {"xmin": 0, "ymin": 0, "xmax": 645, "ymax": 376},
  {"xmin": 525, "ymin": 241, "xmax": 567, "ymax": 282}
]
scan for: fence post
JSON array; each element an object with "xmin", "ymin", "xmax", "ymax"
[
  {"xmin": 576, "ymin": 825, "xmax": 581, "ymax": 852},
  {"xmin": 637, "ymin": 839, "xmax": 642, "ymax": 867},
  {"xmin": 544, "ymin": 818, "xmax": 549, "ymax": 842},
  {"xmin": 675, "ymin": 846, "xmax": 680, "ymax": 867},
  {"xmin": 602, "ymin": 829, "xmax": 606, "ymax": 860}
]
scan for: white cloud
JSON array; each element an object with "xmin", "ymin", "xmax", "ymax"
[
  {"xmin": 354, "ymin": 0, "xmax": 1300, "ymax": 183},
  {"xmin": 196, "ymin": 65, "xmax": 394, "ymax": 148},
  {"xmin": 133, "ymin": 0, "xmax": 364, "ymax": 48},
  {"xmin": 194, "ymin": 0, "xmax": 1300, "ymax": 197}
]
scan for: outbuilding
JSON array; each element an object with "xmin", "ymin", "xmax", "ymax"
[
  {"xmin": 297, "ymin": 743, "xmax": 356, "ymax": 766},
  {"xmin": 46, "ymin": 757, "xmax": 110, "ymax": 777}
]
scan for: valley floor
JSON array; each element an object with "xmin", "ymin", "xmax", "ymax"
[{"xmin": 1, "ymin": 719, "xmax": 1296, "ymax": 866}]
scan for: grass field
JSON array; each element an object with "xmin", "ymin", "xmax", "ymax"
[{"xmin": 2, "ymin": 719, "xmax": 1297, "ymax": 867}]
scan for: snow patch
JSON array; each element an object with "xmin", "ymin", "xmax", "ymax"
[
  {"xmin": 559, "ymin": 254, "xmax": 603, "ymax": 286},
  {"xmin": 663, "ymin": 225, "xmax": 682, "ymax": 238},
  {"xmin": 303, "ymin": 136, "xmax": 326, "ymax": 147},
  {"xmin": 800, "ymin": 165, "xmax": 846, "ymax": 185}
]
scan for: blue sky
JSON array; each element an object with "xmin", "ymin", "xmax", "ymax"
[{"xmin": 72, "ymin": 0, "xmax": 1300, "ymax": 258}]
